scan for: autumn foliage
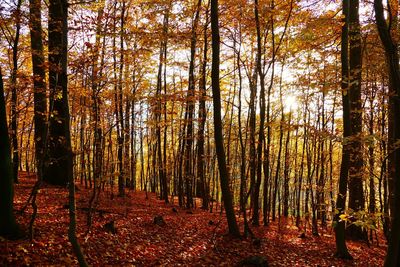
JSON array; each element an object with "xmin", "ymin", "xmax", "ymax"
[{"xmin": 1, "ymin": 0, "xmax": 399, "ymax": 265}]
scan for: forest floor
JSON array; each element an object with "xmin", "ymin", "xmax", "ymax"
[{"xmin": 0, "ymin": 173, "xmax": 386, "ymax": 266}]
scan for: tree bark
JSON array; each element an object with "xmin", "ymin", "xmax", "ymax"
[
  {"xmin": 44, "ymin": 0, "xmax": 72, "ymax": 186},
  {"xmin": 334, "ymin": 0, "xmax": 352, "ymax": 257},
  {"xmin": 374, "ymin": 0, "xmax": 400, "ymax": 265},
  {"xmin": 346, "ymin": 0, "xmax": 366, "ymax": 240},
  {"xmin": 10, "ymin": 0, "xmax": 22, "ymax": 184},
  {"xmin": 0, "ymin": 68, "xmax": 20, "ymax": 239},
  {"xmin": 29, "ymin": 0, "xmax": 47, "ymax": 183},
  {"xmin": 210, "ymin": 0, "xmax": 240, "ymax": 237},
  {"xmin": 197, "ymin": 0, "xmax": 210, "ymax": 209}
]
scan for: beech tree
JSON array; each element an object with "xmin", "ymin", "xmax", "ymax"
[
  {"xmin": 334, "ymin": 0, "xmax": 352, "ymax": 258},
  {"xmin": 43, "ymin": 0, "xmax": 71, "ymax": 186},
  {"xmin": 0, "ymin": 68, "xmax": 19, "ymax": 239},
  {"xmin": 210, "ymin": 0, "xmax": 240, "ymax": 237},
  {"xmin": 374, "ymin": 0, "xmax": 400, "ymax": 265},
  {"xmin": 9, "ymin": 0, "xmax": 22, "ymax": 185},
  {"xmin": 29, "ymin": 0, "xmax": 47, "ymax": 183},
  {"xmin": 346, "ymin": 0, "xmax": 365, "ymax": 240}
]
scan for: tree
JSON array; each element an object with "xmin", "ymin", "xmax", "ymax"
[
  {"xmin": 0, "ymin": 68, "xmax": 20, "ymax": 238},
  {"xmin": 197, "ymin": 0, "xmax": 210, "ymax": 209},
  {"xmin": 183, "ymin": 0, "xmax": 202, "ymax": 209},
  {"xmin": 334, "ymin": 0, "xmax": 352, "ymax": 258},
  {"xmin": 43, "ymin": 0, "xmax": 71, "ymax": 186},
  {"xmin": 251, "ymin": 0, "xmax": 265, "ymax": 226},
  {"xmin": 10, "ymin": 0, "xmax": 22, "ymax": 184},
  {"xmin": 346, "ymin": 0, "xmax": 366, "ymax": 240},
  {"xmin": 47, "ymin": 0, "xmax": 87, "ymax": 264},
  {"xmin": 116, "ymin": 0, "xmax": 126, "ymax": 197},
  {"xmin": 374, "ymin": 0, "xmax": 400, "ymax": 265},
  {"xmin": 154, "ymin": 2, "xmax": 170, "ymax": 203},
  {"xmin": 210, "ymin": 0, "xmax": 240, "ymax": 237},
  {"xmin": 29, "ymin": 0, "xmax": 47, "ymax": 182},
  {"xmin": 26, "ymin": 0, "xmax": 48, "ymax": 239}
]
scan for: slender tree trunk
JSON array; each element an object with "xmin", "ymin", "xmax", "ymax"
[
  {"xmin": 263, "ymin": 11, "xmax": 275, "ymax": 225},
  {"xmin": 10, "ymin": 0, "xmax": 22, "ymax": 184},
  {"xmin": 334, "ymin": 0, "xmax": 352, "ymax": 257},
  {"xmin": 87, "ymin": 2, "xmax": 105, "ymax": 227},
  {"xmin": 272, "ymin": 64, "xmax": 285, "ymax": 221},
  {"xmin": 296, "ymin": 111, "xmax": 306, "ymax": 228},
  {"xmin": 210, "ymin": 0, "xmax": 240, "ymax": 237},
  {"xmin": 283, "ymin": 111, "xmax": 292, "ymax": 217},
  {"xmin": 251, "ymin": 0, "xmax": 266, "ymax": 226},
  {"xmin": 155, "ymin": 3, "xmax": 170, "ymax": 203},
  {"xmin": 198, "ymin": 1, "xmax": 210, "ymax": 209},
  {"xmin": 117, "ymin": 0, "xmax": 126, "ymax": 197},
  {"xmin": 317, "ymin": 85, "xmax": 326, "ymax": 226},
  {"xmin": 183, "ymin": 0, "xmax": 201, "ymax": 209},
  {"xmin": 368, "ymin": 89, "xmax": 376, "ymax": 218}
]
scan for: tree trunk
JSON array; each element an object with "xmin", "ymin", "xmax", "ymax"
[
  {"xmin": 48, "ymin": 0, "xmax": 87, "ymax": 264},
  {"xmin": 0, "ymin": 68, "xmax": 20, "ymax": 238},
  {"xmin": 251, "ymin": 0, "xmax": 266, "ymax": 226},
  {"xmin": 197, "ymin": 1, "xmax": 210, "ymax": 209},
  {"xmin": 183, "ymin": 0, "xmax": 201, "ymax": 209},
  {"xmin": 334, "ymin": 0, "xmax": 352, "ymax": 257},
  {"xmin": 29, "ymin": 0, "xmax": 47, "ymax": 182},
  {"xmin": 346, "ymin": 0, "xmax": 366, "ymax": 240},
  {"xmin": 374, "ymin": 0, "xmax": 400, "ymax": 265},
  {"xmin": 117, "ymin": 0, "xmax": 126, "ymax": 197},
  {"xmin": 44, "ymin": 0, "xmax": 72, "ymax": 186},
  {"xmin": 210, "ymin": 0, "xmax": 240, "ymax": 237},
  {"xmin": 10, "ymin": 0, "xmax": 22, "ymax": 184},
  {"xmin": 283, "ymin": 111, "xmax": 292, "ymax": 217}
]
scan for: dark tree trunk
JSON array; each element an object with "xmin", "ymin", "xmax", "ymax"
[
  {"xmin": 251, "ymin": 0, "xmax": 265, "ymax": 226},
  {"xmin": 374, "ymin": 0, "xmax": 400, "ymax": 265},
  {"xmin": 273, "ymin": 96, "xmax": 284, "ymax": 221},
  {"xmin": 197, "ymin": 1, "xmax": 210, "ymax": 209},
  {"xmin": 47, "ymin": 0, "xmax": 87, "ymax": 264},
  {"xmin": 93, "ymin": 5, "xmax": 104, "ymax": 182},
  {"xmin": 237, "ymin": 40, "xmax": 250, "ymax": 235},
  {"xmin": 10, "ymin": 0, "xmax": 22, "ymax": 184},
  {"xmin": 43, "ymin": 0, "xmax": 71, "ymax": 186},
  {"xmin": 117, "ymin": 0, "xmax": 126, "ymax": 197},
  {"xmin": 154, "ymin": 3, "xmax": 170, "ymax": 203},
  {"xmin": 210, "ymin": 0, "xmax": 240, "ymax": 237},
  {"xmin": 263, "ymin": 11, "xmax": 275, "ymax": 226},
  {"xmin": 29, "ymin": 0, "xmax": 47, "ymax": 181},
  {"xmin": 368, "ymin": 89, "xmax": 376, "ymax": 216},
  {"xmin": 317, "ymin": 88, "xmax": 326, "ymax": 226},
  {"xmin": 334, "ymin": 0, "xmax": 352, "ymax": 257},
  {"xmin": 346, "ymin": 0, "xmax": 366, "ymax": 240},
  {"xmin": 0, "ymin": 69, "xmax": 20, "ymax": 238},
  {"xmin": 184, "ymin": 0, "xmax": 201, "ymax": 209},
  {"xmin": 283, "ymin": 112, "xmax": 292, "ymax": 217},
  {"xmin": 27, "ymin": 0, "xmax": 48, "ymax": 239},
  {"xmin": 248, "ymin": 71, "xmax": 257, "ymax": 219}
]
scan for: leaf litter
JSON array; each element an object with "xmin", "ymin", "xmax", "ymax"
[{"xmin": 0, "ymin": 174, "xmax": 386, "ymax": 266}]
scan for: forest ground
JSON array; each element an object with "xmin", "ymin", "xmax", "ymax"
[{"xmin": 0, "ymin": 173, "xmax": 386, "ymax": 266}]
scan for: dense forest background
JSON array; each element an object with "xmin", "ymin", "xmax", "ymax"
[{"xmin": 0, "ymin": 0, "xmax": 400, "ymax": 265}]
